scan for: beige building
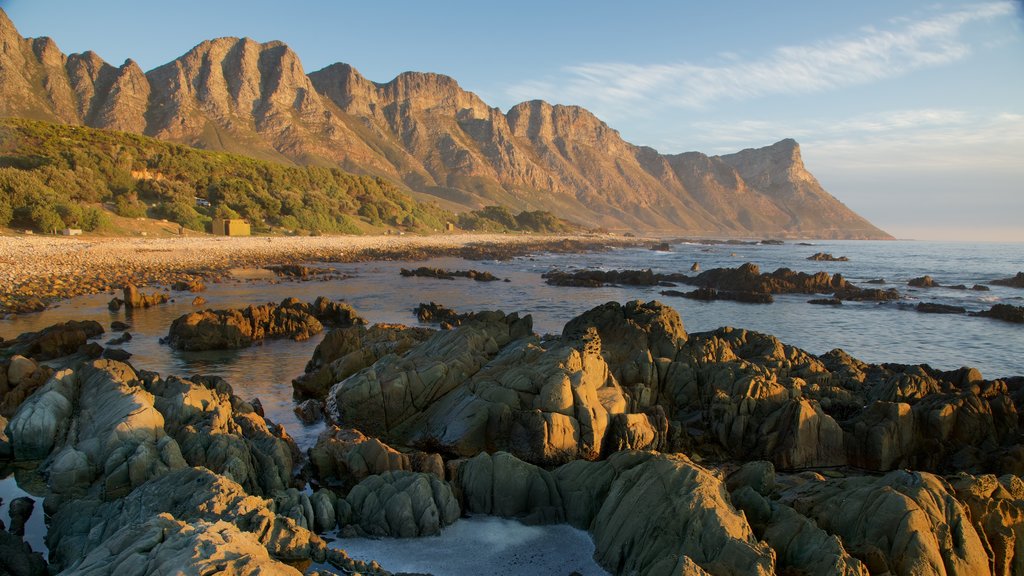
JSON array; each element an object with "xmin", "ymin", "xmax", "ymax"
[{"xmin": 211, "ymin": 218, "xmax": 251, "ymax": 236}]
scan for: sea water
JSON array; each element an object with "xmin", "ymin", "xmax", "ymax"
[{"xmin": 1, "ymin": 239, "xmax": 1022, "ymax": 571}]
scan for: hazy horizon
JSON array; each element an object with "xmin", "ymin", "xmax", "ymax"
[{"xmin": 4, "ymin": 0, "xmax": 1022, "ymax": 241}]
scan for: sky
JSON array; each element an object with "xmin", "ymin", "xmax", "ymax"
[{"xmin": 3, "ymin": 0, "xmax": 1023, "ymax": 241}]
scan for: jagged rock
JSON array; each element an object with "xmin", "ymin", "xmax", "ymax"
[
  {"xmin": 8, "ymin": 360, "xmax": 187, "ymax": 499},
  {"xmin": 192, "ymin": 296, "xmax": 208, "ymax": 308},
  {"xmin": 293, "ymin": 399, "xmax": 323, "ymax": 424},
  {"xmin": 949, "ymin": 473, "xmax": 1024, "ymax": 576},
  {"xmin": 834, "ymin": 286, "xmax": 901, "ymax": 301},
  {"xmin": 309, "ymin": 427, "xmax": 411, "ymax": 490},
  {"xmin": 908, "ymin": 275, "xmax": 939, "ymax": 288},
  {"xmin": 273, "ymin": 488, "xmax": 315, "ymax": 530},
  {"xmin": 46, "ymin": 467, "xmax": 331, "ymax": 573},
  {"xmin": 325, "ymin": 311, "xmax": 529, "ymax": 437},
  {"xmin": 294, "ymin": 323, "xmax": 434, "ymax": 400},
  {"xmin": 149, "ymin": 373, "xmax": 296, "ymax": 497},
  {"xmin": 165, "ymin": 300, "xmax": 324, "ymax": 350},
  {"xmin": 992, "ymin": 272, "xmax": 1024, "ymax": 288},
  {"xmin": 562, "ymin": 300, "xmax": 686, "ymax": 400},
  {"xmin": 587, "ymin": 451, "xmax": 775, "ymax": 576},
  {"xmin": 732, "ymin": 486, "xmax": 868, "ymax": 576},
  {"xmin": 0, "ymin": 320, "xmax": 104, "ymax": 360},
  {"xmin": 72, "ymin": 514, "xmax": 304, "ymax": 576},
  {"xmin": 688, "ymin": 262, "xmax": 849, "ymax": 295},
  {"xmin": 456, "ymin": 451, "xmax": 562, "ymax": 524},
  {"xmin": 115, "ymin": 283, "xmax": 169, "ymax": 309},
  {"xmin": 344, "ymin": 471, "xmax": 459, "ymax": 537},
  {"xmin": 725, "ymin": 461, "xmax": 776, "ymax": 496},
  {"xmin": 780, "ymin": 470, "xmax": 991, "ymax": 575}
]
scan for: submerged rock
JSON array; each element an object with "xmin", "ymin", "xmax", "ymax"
[
  {"xmin": 971, "ymin": 303, "xmax": 1024, "ymax": 324},
  {"xmin": 992, "ymin": 272, "xmax": 1024, "ymax": 288}
]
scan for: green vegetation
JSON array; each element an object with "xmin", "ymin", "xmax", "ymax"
[
  {"xmin": 457, "ymin": 205, "xmax": 577, "ymax": 233},
  {"xmin": 0, "ymin": 118, "xmax": 449, "ymax": 234}
]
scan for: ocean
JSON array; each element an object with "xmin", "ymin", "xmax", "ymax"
[{"xmin": 1, "ymin": 238, "xmax": 1022, "ymax": 570}]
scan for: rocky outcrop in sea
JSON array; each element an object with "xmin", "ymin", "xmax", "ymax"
[{"xmin": 3, "ymin": 299, "xmax": 1024, "ymax": 575}]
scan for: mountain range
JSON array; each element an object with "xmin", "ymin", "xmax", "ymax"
[{"xmin": 0, "ymin": 9, "xmax": 890, "ymax": 238}]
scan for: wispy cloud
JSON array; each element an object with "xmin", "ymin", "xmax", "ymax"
[
  {"xmin": 683, "ymin": 108, "xmax": 1024, "ymax": 170},
  {"xmin": 506, "ymin": 2, "xmax": 1015, "ymax": 111}
]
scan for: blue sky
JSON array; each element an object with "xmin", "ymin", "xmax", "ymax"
[{"xmin": 4, "ymin": 0, "xmax": 1022, "ymax": 240}]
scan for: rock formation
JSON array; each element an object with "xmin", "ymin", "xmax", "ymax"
[
  {"xmin": 0, "ymin": 8, "xmax": 891, "ymax": 238},
  {"xmin": 165, "ymin": 296, "xmax": 364, "ymax": 350}
]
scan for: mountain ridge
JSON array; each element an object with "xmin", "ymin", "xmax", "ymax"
[{"xmin": 0, "ymin": 9, "xmax": 891, "ymax": 238}]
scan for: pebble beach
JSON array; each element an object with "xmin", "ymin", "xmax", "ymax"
[{"xmin": 0, "ymin": 233, "xmax": 634, "ymax": 314}]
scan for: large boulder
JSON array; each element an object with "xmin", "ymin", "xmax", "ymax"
[
  {"xmin": 0, "ymin": 320, "xmax": 104, "ymax": 360},
  {"xmin": 293, "ymin": 323, "xmax": 434, "ymax": 400},
  {"xmin": 455, "ymin": 451, "xmax": 563, "ymax": 524},
  {"xmin": 165, "ymin": 300, "xmax": 324, "ymax": 350},
  {"xmin": 325, "ymin": 311, "xmax": 529, "ymax": 437},
  {"xmin": 780, "ymin": 470, "xmax": 990, "ymax": 575},
  {"xmin": 343, "ymin": 471, "xmax": 460, "ymax": 537},
  {"xmin": 308, "ymin": 427, "xmax": 411, "ymax": 490},
  {"xmin": 586, "ymin": 451, "xmax": 775, "ymax": 576},
  {"xmin": 47, "ymin": 467, "xmax": 333, "ymax": 572}
]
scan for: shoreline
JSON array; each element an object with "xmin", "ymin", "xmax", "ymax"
[{"xmin": 0, "ymin": 233, "xmax": 643, "ymax": 315}]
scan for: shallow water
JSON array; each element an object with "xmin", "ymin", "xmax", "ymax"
[
  {"xmin": 322, "ymin": 515, "xmax": 608, "ymax": 576},
  {"xmin": 1, "ymin": 239, "xmax": 1022, "ymax": 571}
]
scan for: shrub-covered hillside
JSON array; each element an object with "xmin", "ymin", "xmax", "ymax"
[{"xmin": 0, "ymin": 118, "xmax": 454, "ymax": 234}]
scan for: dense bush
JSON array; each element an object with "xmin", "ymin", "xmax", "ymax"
[
  {"xmin": 0, "ymin": 118, "xmax": 453, "ymax": 234},
  {"xmin": 457, "ymin": 205, "xmax": 576, "ymax": 233}
]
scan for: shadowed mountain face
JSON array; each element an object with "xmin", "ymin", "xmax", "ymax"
[{"xmin": 0, "ymin": 9, "xmax": 890, "ymax": 238}]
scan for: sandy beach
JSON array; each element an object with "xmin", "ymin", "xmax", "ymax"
[{"xmin": 0, "ymin": 233, "xmax": 636, "ymax": 314}]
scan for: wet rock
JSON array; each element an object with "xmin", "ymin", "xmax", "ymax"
[
  {"xmin": 650, "ymin": 242, "xmax": 672, "ymax": 251},
  {"xmin": 833, "ymin": 286, "xmax": 901, "ymax": 301},
  {"xmin": 266, "ymin": 264, "xmax": 330, "ymax": 278},
  {"xmin": 808, "ymin": 297, "xmax": 842, "ymax": 305},
  {"xmin": 106, "ymin": 331, "xmax": 132, "ymax": 345},
  {"xmin": 401, "ymin": 267, "xmax": 500, "ymax": 281},
  {"xmin": 102, "ymin": 348, "xmax": 132, "ymax": 362},
  {"xmin": 109, "ymin": 321, "xmax": 130, "ymax": 332},
  {"xmin": 917, "ymin": 302, "xmax": 966, "ymax": 314},
  {"xmin": 122, "ymin": 283, "xmax": 169, "ymax": 309},
  {"xmin": 192, "ymin": 296, "xmax": 208, "ymax": 307},
  {"xmin": 688, "ymin": 262, "xmax": 849, "ymax": 295},
  {"xmin": 992, "ymin": 272, "xmax": 1024, "ymax": 288},
  {"xmin": 662, "ymin": 287, "xmax": 774, "ymax": 304},
  {"xmin": 171, "ymin": 279, "xmax": 206, "ymax": 292},
  {"xmin": 866, "ymin": 278, "xmax": 886, "ymax": 284},
  {"xmin": 8, "ymin": 496, "xmax": 34, "ymax": 537},
  {"xmin": 344, "ymin": 471, "xmax": 460, "ymax": 537},
  {"xmin": 0, "ymin": 320, "xmax": 104, "ymax": 360},
  {"xmin": 971, "ymin": 304, "xmax": 1024, "ymax": 324},
  {"xmin": 807, "ymin": 252, "xmax": 849, "ymax": 261},
  {"xmin": 972, "ymin": 284, "xmax": 990, "ymax": 291},
  {"xmin": 543, "ymin": 268, "xmax": 688, "ymax": 288},
  {"xmin": 165, "ymin": 300, "xmax": 322, "ymax": 350},
  {"xmin": 908, "ymin": 275, "xmax": 939, "ymax": 288},
  {"xmin": 293, "ymin": 399, "xmax": 323, "ymax": 424}
]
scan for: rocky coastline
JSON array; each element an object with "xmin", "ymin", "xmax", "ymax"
[
  {"xmin": 0, "ymin": 233, "xmax": 635, "ymax": 316},
  {"xmin": 3, "ymin": 298, "xmax": 1024, "ymax": 575}
]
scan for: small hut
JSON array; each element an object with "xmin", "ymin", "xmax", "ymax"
[{"xmin": 211, "ymin": 218, "xmax": 250, "ymax": 236}]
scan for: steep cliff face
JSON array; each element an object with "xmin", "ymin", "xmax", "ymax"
[{"xmin": 0, "ymin": 9, "xmax": 891, "ymax": 238}]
